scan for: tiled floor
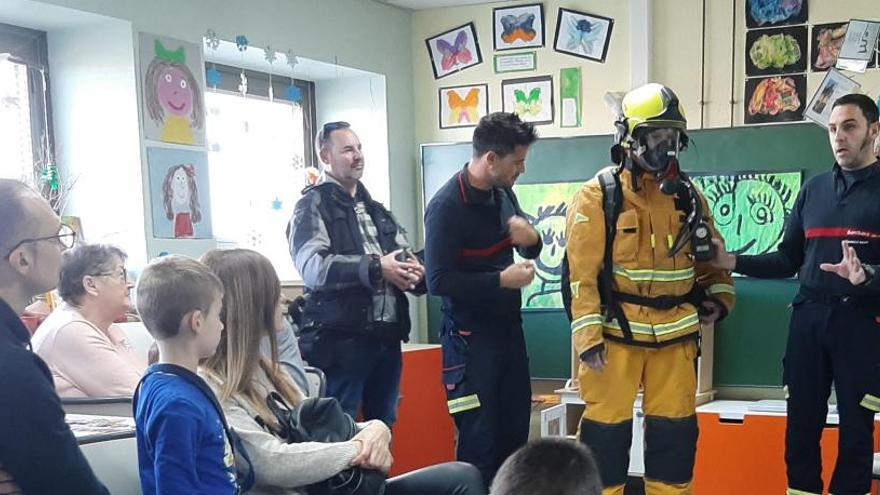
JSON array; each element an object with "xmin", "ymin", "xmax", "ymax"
[{"xmin": 529, "ymin": 380, "xmax": 646, "ymax": 495}]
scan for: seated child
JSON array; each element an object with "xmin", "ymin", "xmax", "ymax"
[{"xmin": 132, "ymin": 255, "xmax": 243, "ymax": 494}]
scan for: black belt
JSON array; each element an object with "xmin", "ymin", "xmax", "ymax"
[
  {"xmin": 612, "ymin": 291, "xmax": 692, "ymax": 310},
  {"xmin": 797, "ymin": 286, "xmax": 877, "ymax": 307}
]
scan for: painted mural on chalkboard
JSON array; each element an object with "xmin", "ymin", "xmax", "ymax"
[
  {"xmin": 691, "ymin": 171, "xmax": 802, "ymax": 257},
  {"xmin": 513, "ymin": 182, "xmax": 582, "ymax": 310}
]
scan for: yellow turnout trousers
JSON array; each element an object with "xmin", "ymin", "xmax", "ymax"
[{"xmin": 578, "ymin": 339, "xmax": 699, "ymax": 495}]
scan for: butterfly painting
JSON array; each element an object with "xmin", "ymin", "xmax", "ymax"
[
  {"xmin": 514, "ymin": 88, "xmax": 542, "ymax": 117},
  {"xmin": 437, "ymin": 31, "xmax": 472, "ymax": 71},
  {"xmin": 553, "ymin": 8, "xmax": 614, "ymax": 62},
  {"xmin": 426, "ymin": 23, "xmax": 483, "ymax": 79},
  {"xmin": 439, "ymin": 84, "xmax": 488, "ymax": 129},
  {"xmin": 502, "ymin": 76, "xmax": 553, "ymax": 125},
  {"xmin": 494, "ymin": 4, "xmax": 544, "ymax": 50}
]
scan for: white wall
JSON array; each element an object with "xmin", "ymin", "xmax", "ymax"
[{"xmin": 47, "ymin": 19, "xmax": 146, "ymax": 265}]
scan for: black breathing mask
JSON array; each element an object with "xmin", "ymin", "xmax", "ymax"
[{"xmin": 634, "ymin": 130, "xmax": 686, "ymax": 196}]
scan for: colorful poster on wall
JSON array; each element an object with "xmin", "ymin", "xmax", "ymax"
[
  {"xmin": 559, "ymin": 67, "xmax": 582, "ymax": 127},
  {"xmin": 745, "ymin": 0, "xmax": 807, "ymax": 29},
  {"xmin": 691, "ymin": 171, "xmax": 802, "ymax": 257},
  {"xmin": 745, "ymin": 26, "xmax": 807, "ymax": 77},
  {"xmin": 512, "ymin": 181, "xmax": 583, "ymax": 310},
  {"xmin": 744, "ymin": 74, "xmax": 806, "ymax": 124},
  {"xmin": 138, "ymin": 33, "xmax": 206, "ymax": 146},
  {"xmin": 147, "ymin": 147, "xmax": 213, "ymax": 239}
]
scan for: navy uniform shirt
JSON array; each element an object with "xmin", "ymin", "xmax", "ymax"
[
  {"xmin": 425, "ymin": 165, "xmax": 542, "ymax": 333},
  {"xmin": 736, "ymin": 161, "xmax": 880, "ymax": 296}
]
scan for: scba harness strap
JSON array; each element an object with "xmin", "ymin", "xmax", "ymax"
[{"xmin": 561, "ymin": 167, "xmax": 715, "ymax": 344}]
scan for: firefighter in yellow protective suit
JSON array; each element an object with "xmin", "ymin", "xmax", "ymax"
[{"xmin": 565, "ymin": 83, "xmax": 735, "ymax": 495}]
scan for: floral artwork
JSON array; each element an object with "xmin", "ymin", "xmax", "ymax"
[
  {"xmin": 745, "ymin": 75, "xmax": 805, "ymax": 124},
  {"xmin": 746, "ymin": 0, "xmax": 807, "ymax": 29},
  {"xmin": 745, "ymin": 26, "xmax": 807, "ymax": 76}
]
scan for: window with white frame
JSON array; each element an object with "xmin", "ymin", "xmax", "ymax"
[
  {"xmin": 205, "ymin": 64, "xmax": 315, "ymax": 282},
  {"xmin": 0, "ymin": 23, "xmax": 53, "ymax": 189}
]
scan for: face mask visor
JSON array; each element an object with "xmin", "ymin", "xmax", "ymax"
[{"xmin": 634, "ymin": 128, "xmax": 683, "ymax": 173}]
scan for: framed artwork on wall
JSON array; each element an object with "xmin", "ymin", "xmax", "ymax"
[
  {"xmin": 502, "ymin": 75, "xmax": 554, "ymax": 125},
  {"xmin": 438, "ymin": 84, "xmax": 489, "ymax": 129},
  {"xmin": 803, "ymin": 69, "xmax": 861, "ymax": 128},
  {"xmin": 552, "ymin": 8, "xmax": 613, "ymax": 63},
  {"xmin": 493, "ymin": 3, "xmax": 544, "ymax": 51},
  {"xmin": 138, "ymin": 32, "xmax": 206, "ymax": 146},
  {"xmin": 425, "ymin": 22, "xmax": 483, "ymax": 79}
]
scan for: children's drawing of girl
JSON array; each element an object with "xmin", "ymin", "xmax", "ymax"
[
  {"xmin": 144, "ymin": 39, "xmax": 204, "ymax": 145},
  {"xmin": 162, "ymin": 164, "xmax": 202, "ymax": 238}
]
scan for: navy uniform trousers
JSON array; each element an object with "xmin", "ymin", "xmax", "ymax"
[
  {"xmin": 440, "ymin": 316, "xmax": 531, "ymax": 487},
  {"xmin": 784, "ymin": 297, "xmax": 880, "ymax": 495}
]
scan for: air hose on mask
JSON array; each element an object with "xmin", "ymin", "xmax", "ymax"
[{"xmin": 667, "ymin": 162, "xmax": 715, "ymax": 262}]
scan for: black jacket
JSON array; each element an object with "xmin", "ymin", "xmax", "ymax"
[
  {"xmin": 425, "ymin": 166, "xmax": 542, "ymax": 333},
  {"xmin": 288, "ymin": 180, "xmax": 424, "ymax": 341},
  {"xmin": 0, "ymin": 297, "xmax": 109, "ymax": 494},
  {"xmin": 736, "ymin": 162, "xmax": 880, "ymax": 300}
]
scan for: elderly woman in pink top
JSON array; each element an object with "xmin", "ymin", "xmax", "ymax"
[{"xmin": 32, "ymin": 244, "xmax": 146, "ymax": 397}]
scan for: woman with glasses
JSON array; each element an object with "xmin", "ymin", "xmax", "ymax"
[{"xmin": 31, "ymin": 243, "xmax": 146, "ymax": 397}]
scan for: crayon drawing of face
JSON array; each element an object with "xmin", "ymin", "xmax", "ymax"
[
  {"xmin": 161, "ymin": 164, "xmax": 202, "ymax": 223},
  {"xmin": 158, "ymin": 66, "xmax": 194, "ymax": 117},
  {"xmin": 523, "ymin": 202, "xmax": 567, "ymax": 307},
  {"xmin": 171, "ymin": 167, "xmax": 190, "ymax": 202},
  {"xmin": 696, "ymin": 174, "xmax": 796, "ymax": 256}
]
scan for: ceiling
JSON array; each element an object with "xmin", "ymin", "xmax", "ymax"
[{"xmin": 373, "ymin": 0, "xmax": 512, "ymax": 10}]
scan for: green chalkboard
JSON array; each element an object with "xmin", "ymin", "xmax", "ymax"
[{"xmin": 420, "ymin": 123, "xmax": 834, "ymax": 384}]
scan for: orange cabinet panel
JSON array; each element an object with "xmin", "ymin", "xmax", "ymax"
[
  {"xmin": 390, "ymin": 344, "xmax": 456, "ymax": 476},
  {"xmin": 694, "ymin": 401, "xmax": 879, "ymax": 495}
]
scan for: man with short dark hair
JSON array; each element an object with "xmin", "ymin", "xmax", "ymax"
[
  {"xmin": 0, "ymin": 179, "xmax": 109, "ymax": 494},
  {"xmin": 712, "ymin": 93, "xmax": 880, "ymax": 495},
  {"xmin": 490, "ymin": 438, "xmax": 602, "ymax": 495},
  {"xmin": 289, "ymin": 121, "xmax": 425, "ymax": 426},
  {"xmin": 424, "ymin": 112, "xmax": 541, "ymax": 485}
]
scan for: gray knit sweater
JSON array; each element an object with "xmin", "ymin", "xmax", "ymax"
[{"xmin": 204, "ymin": 368, "xmax": 381, "ymax": 495}]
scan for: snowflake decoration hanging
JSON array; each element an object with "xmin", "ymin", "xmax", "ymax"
[
  {"xmin": 264, "ymin": 46, "xmax": 277, "ymax": 64},
  {"xmin": 204, "ymin": 29, "xmax": 220, "ymax": 51},
  {"xmin": 235, "ymin": 35, "xmax": 249, "ymax": 52},
  {"xmin": 286, "ymin": 49, "xmax": 299, "ymax": 70}
]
